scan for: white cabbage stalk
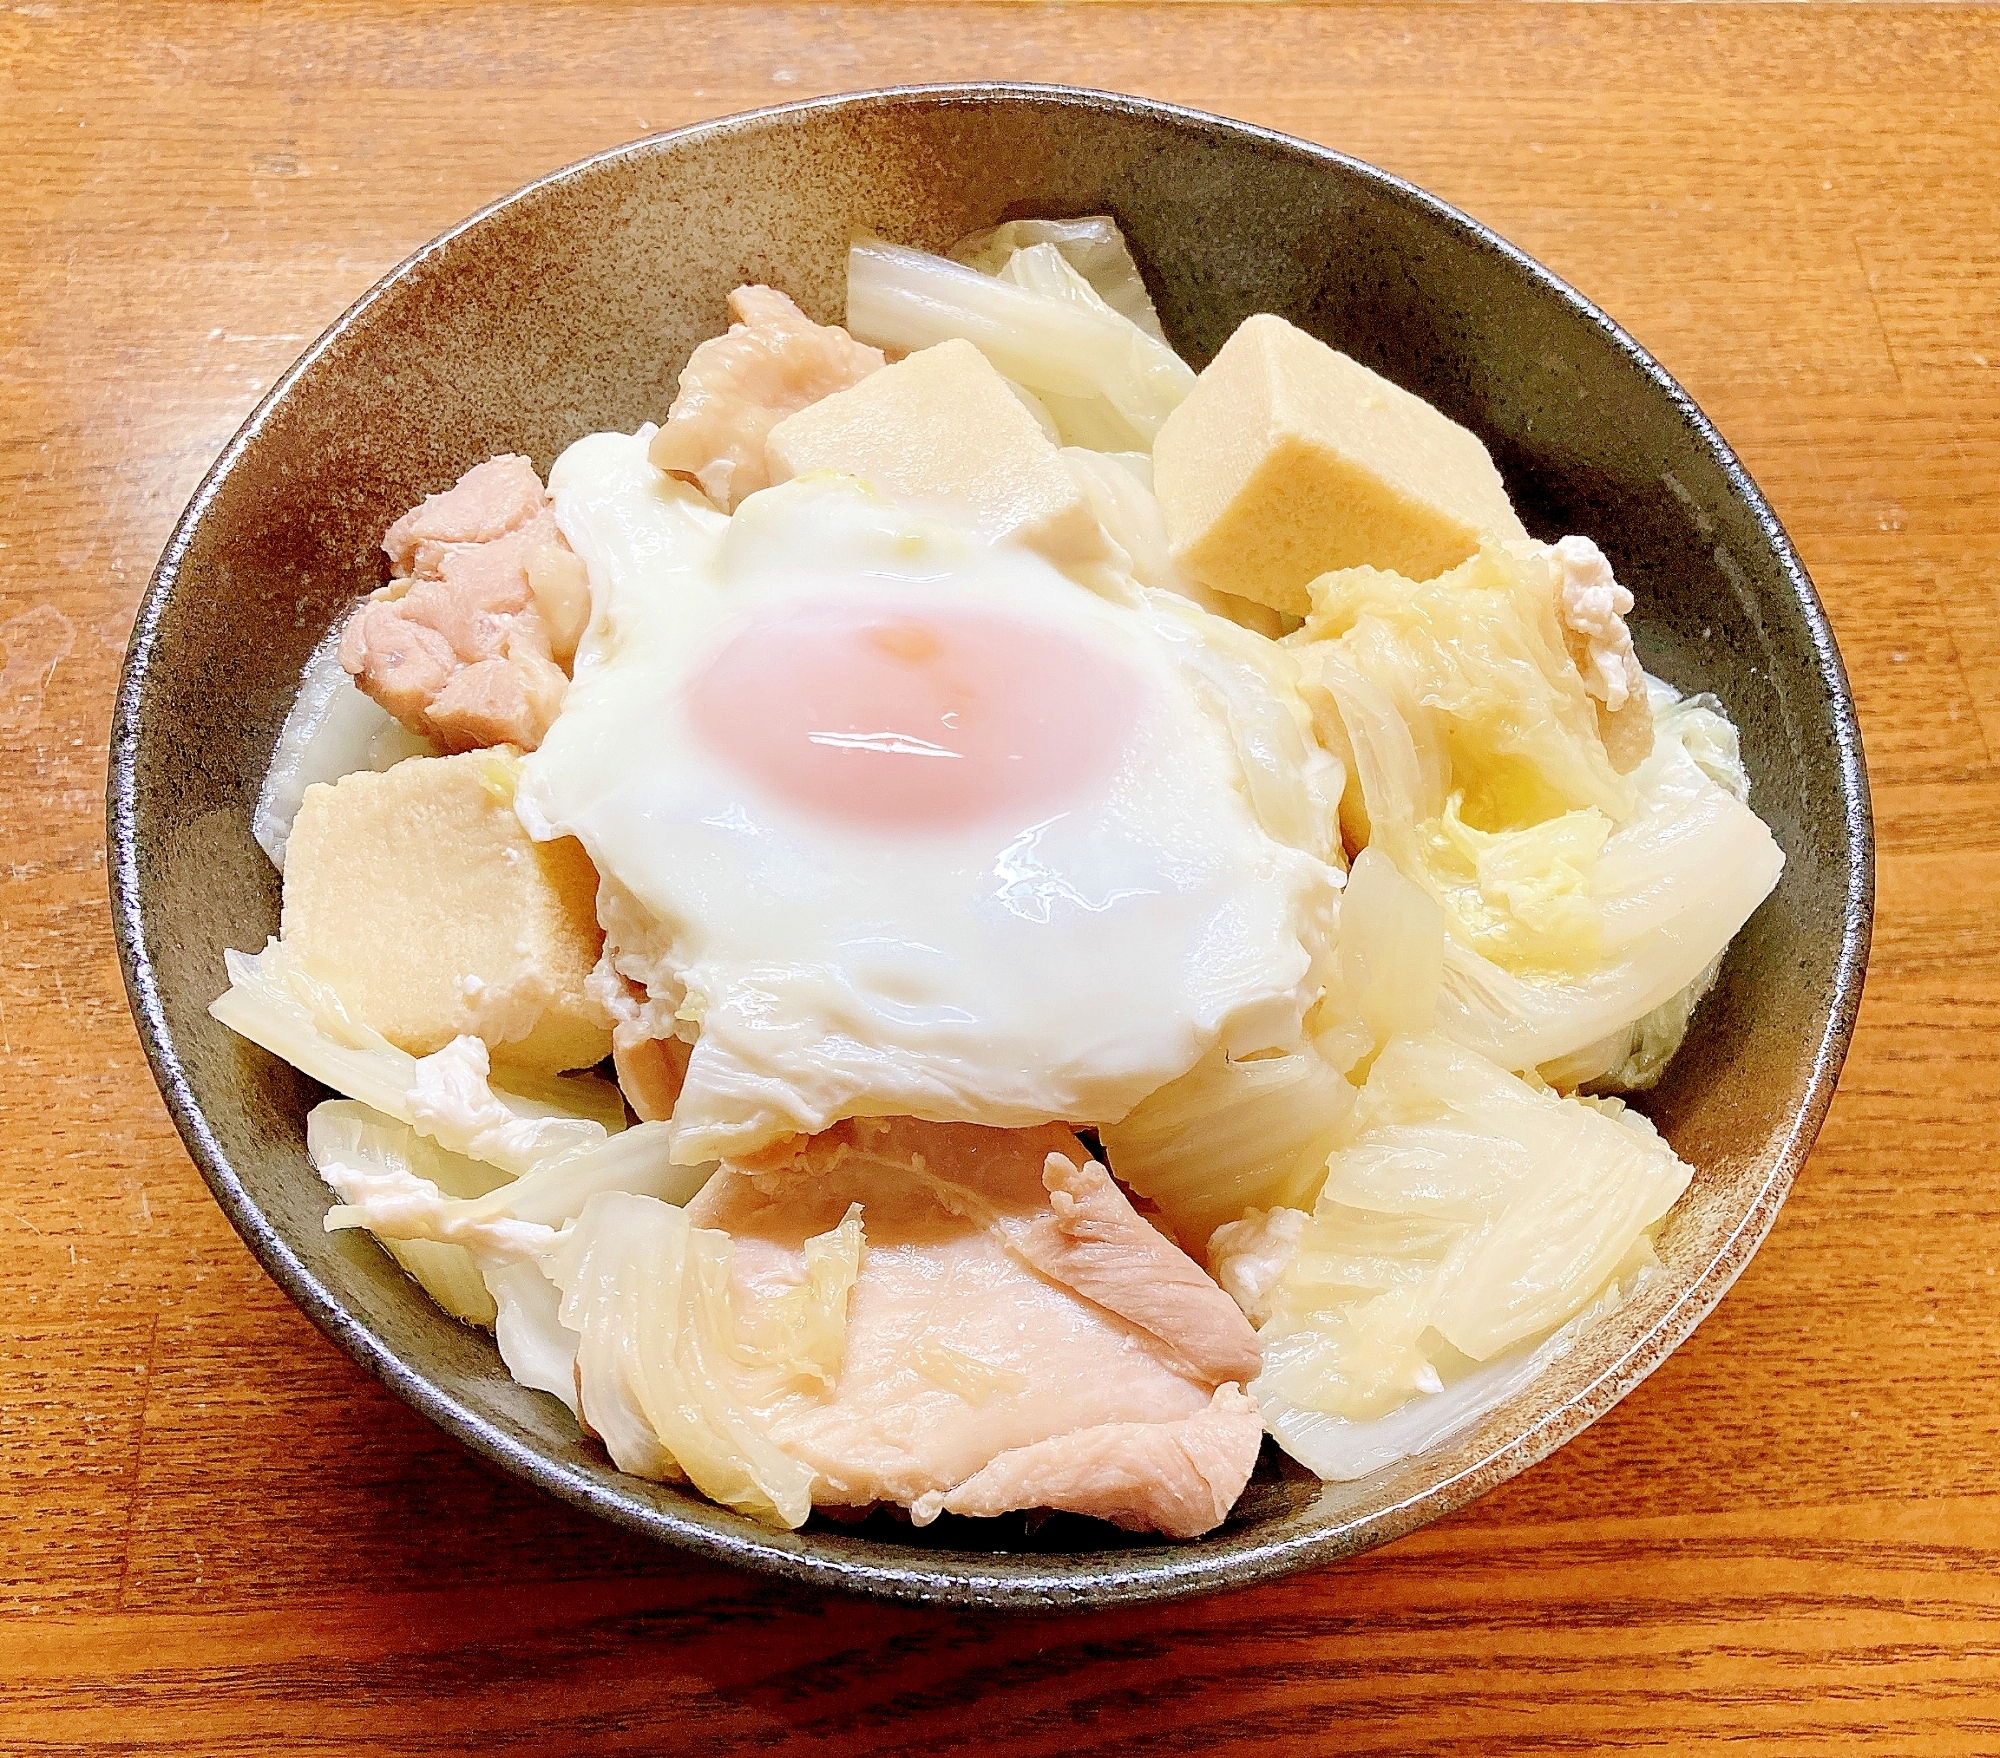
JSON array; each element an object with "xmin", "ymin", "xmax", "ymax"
[
  {"xmin": 310, "ymin": 1103, "xmax": 718, "ymax": 1414},
  {"xmin": 381, "ymin": 1236, "xmax": 498, "ymax": 1326},
  {"xmin": 1234, "ymin": 1032, "xmax": 1691, "ymax": 1456},
  {"xmin": 552, "ymin": 1191, "xmax": 860, "ymax": 1529},
  {"xmin": 1657, "ymin": 687, "xmax": 1753, "ymax": 802},
  {"xmin": 307, "ymin": 1100, "xmax": 507, "ymax": 1323},
  {"xmin": 407, "ymin": 1038, "xmax": 613, "ymax": 1175},
  {"xmin": 845, "ymin": 238, "xmax": 1194, "ymax": 448},
  {"xmin": 319, "ymin": 1114, "xmax": 713, "ymax": 1259},
  {"xmin": 1035, "ymin": 397, "xmax": 1151, "ymax": 455},
  {"xmin": 1103, "ymin": 850, "xmax": 1434, "ymax": 1255},
  {"xmin": 1326, "ymin": 848, "xmax": 1447, "ymax": 1063},
  {"xmin": 1540, "ymin": 952, "xmax": 1724, "ymax": 1094},
  {"xmin": 995, "ymin": 241, "xmax": 1119, "ymax": 309},
  {"xmin": 950, "ymin": 215, "xmax": 1168, "ymax": 340},
  {"xmin": 252, "ymin": 629, "xmax": 432, "ymax": 870},
  {"xmin": 1000, "ymin": 376, "xmax": 1063, "ymax": 443},
  {"xmin": 994, "ymin": 246, "xmax": 1168, "ymax": 448},
  {"xmin": 209, "ymin": 939, "xmax": 613, "ymax": 1175},
  {"xmin": 1103, "ymin": 1045, "xmax": 1356, "ymax": 1251},
  {"xmin": 483, "ymin": 1257, "xmax": 583, "ymax": 1410},
  {"xmin": 478, "ymin": 1061, "xmax": 630, "ymax": 1136}
]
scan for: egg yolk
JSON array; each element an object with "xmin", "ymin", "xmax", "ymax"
[{"xmin": 686, "ymin": 601, "xmax": 1144, "ymax": 830}]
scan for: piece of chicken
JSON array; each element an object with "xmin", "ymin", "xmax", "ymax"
[
  {"xmin": 915, "ymin": 1386, "xmax": 1262, "ymax": 1537},
  {"xmin": 583, "ymin": 879, "xmax": 695, "ymax": 1123},
  {"xmin": 648, "ymin": 285, "xmax": 885, "ymax": 511},
  {"xmin": 586, "ymin": 959, "xmax": 691, "ymax": 1123},
  {"xmin": 341, "ymin": 455, "xmax": 589, "ymax": 753},
  {"xmin": 1549, "ymin": 534, "xmax": 1654, "ymax": 774},
  {"xmin": 382, "ymin": 451, "xmax": 546, "ymax": 576},
  {"xmin": 684, "ymin": 1117, "xmax": 1265, "ymax": 1538}
]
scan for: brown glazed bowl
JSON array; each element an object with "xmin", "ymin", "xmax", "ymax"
[{"xmin": 109, "ymin": 85, "xmax": 1871, "ymax": 1607}]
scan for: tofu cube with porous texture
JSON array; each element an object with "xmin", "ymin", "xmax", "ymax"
[
  {"xmin": 764, "ymin": 338, "xmax": 1110, "ymax": 565},
  {"xmin": 280, "ymin": 750, "xmax": 610, "ymax": 1075},
  {"xmin": 1152, "ymin": 314, "xmax": 1527, "ymax": 616}
]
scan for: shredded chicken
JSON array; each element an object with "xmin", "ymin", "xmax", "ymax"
[
  {"xmin": 1550, "ymin": 534, "xmax": 1653, "ymax": 773},
  {"xmin": 341, "ymin": 455, "xmax": 584, "ymax": 753},
  {"xmin": 1207, "ymin": 1206, "xmax": 1310, "ymax": 1328},
  {"xmin": 686, "ymin": 1117, "xmax": 1264, "ymax": 1536},
  {"xmin": 647, "ymin": 286, "xmax": 885, "ymax": 511}
]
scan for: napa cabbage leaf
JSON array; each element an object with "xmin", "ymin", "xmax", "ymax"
[
  {"xmin": 845, "ymin": 237, "xmax": 1194, "ymax": 451},
  {"xmin": 550, "ymin": 1190, "xmax": 863, "ymax": 1529},
  {"xmin": 950, "ymin": 215, "xmax": 1168, "ymax": 340},
  {"xmin": 1215, "ymin": 1031, "xmax": 1691, "ymax": 1473},
  {"xmin": 1299, "ymin": 549, "xmax": 1783, "ymax": 1077}
]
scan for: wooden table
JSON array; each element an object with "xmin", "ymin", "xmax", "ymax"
[{"xmin": 5, "ymin": 2, "xmax": 1994, "ymax": 1749}]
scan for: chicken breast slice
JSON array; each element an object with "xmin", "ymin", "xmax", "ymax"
[
  {"xmin": 915, "ymin": 1385, "xmax": 1264, "ymax": 1538},
  {"xmin": 647, "ymin": 285, "xmax": 885, "ymax": 512},
  {"xmin": 342, "ymin": 457, "xmax": 583, "ymax": 752},
  {"xmin": 1022, "ymin": 1151, "xmax": 1262, "ymax": 1386},
  {"xmin": 687, "ymin": 1117, "xmax": 1264, "ymax": 1536}
]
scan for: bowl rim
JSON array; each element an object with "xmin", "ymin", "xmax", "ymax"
[{"xmin": 107, "ymin": 80, "xmax": 1875, "ymax": 1609}]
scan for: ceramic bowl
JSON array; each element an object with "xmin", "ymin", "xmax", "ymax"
[{"xmin": 109, "ymin": 84, "xmax": 1872, "ymax": 1607}]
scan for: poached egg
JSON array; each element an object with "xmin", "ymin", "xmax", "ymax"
[{"xmin": 518, "ymin": 429, "xmax": 1333, "ymax": 1162}]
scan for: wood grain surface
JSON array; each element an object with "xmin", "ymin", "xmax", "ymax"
[{"xmin": 4, "ymin": 2, "xmax": 1996, "ymax": 1750}]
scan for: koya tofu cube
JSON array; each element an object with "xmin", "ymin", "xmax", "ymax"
[
  {"xmin": 280, "ymin": 750, "xmax": 610, "ymax": 1075},
  {"xmin": 764, "ymin": 338, "xmax": 1110, "ymax": 564},
  {"xmin": 1152, "ymin": 314, "xmax": 1527, "ymax": 615}
]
